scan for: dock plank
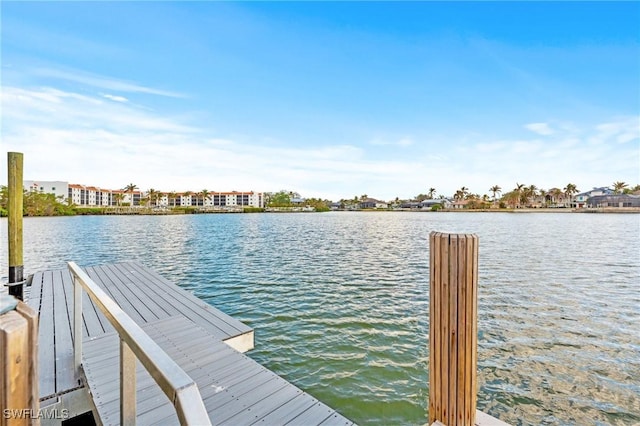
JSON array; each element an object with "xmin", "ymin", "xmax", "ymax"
[
  {"xmin": 26, "ymin": 271, "xmax": 43, "ymax": 310},
  {"xmin": 52, "ymin": 270, "xmax": 78, "ymax": 393},
  {"xmin": 117, "ymin": 262, "xmax": 252, "ymax": 337},
  {"xmin": 34, "ymin": 271, "xmax": 56, "ymax": 398},
  {"xmin": 61, "ymin": 268, "xmax": 107, "ymax": 338},
  {"xmin": 84, "ymin": 265, "xmax": 147, "ymax": 325}
]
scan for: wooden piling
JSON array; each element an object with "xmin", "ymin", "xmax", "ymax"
[
  {"xmin": 8, "ymin": 152, "xmax": 24, "ymax": 301},
  {"xmin": 1, "ymin": 299, "xmax": 39, "ymax": 426},
  {"xmin": 429, "ymin": 232, "xmax": 478, "ymax": 426}
]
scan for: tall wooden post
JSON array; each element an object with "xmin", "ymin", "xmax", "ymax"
[
  {"xmin": 8, "ymin": 152, "xmax": 24, "ymax": 301},
  {"xmin": 429, "ymin": 232, "xmax": 478, "ymax": 426}
]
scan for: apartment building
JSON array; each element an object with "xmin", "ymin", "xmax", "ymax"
[
  {"xmin": 23, "ymin": 180, "xmax": 263, "ymax": 208},
  {"xmin": 168, "ymin": 191, "xmax": 263, "ymax": 208}
]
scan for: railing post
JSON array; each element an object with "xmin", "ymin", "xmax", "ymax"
[
  {"xmin": 429, "ymin": 232, "xmax": 478, "ymax": 426},
  {"xmin": 7, "ymin": 152, "xmax": 24, "ymax": 301},
  {"xmin": 73, "ymin": 274, "xmax": 83, "ymax": 375},
  {"xmin": 120, "ymin": 340, "xmax": 136, "ymax": 425}
]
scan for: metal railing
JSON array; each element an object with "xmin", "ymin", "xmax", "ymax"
[{"xmin": 69, "ymin": 262, "xmax": 211, "ymax": 425}]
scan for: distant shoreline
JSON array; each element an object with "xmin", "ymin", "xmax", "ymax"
[{"xmin": 3, "ymin": 207, "xmax": 639, "ymax": 218}]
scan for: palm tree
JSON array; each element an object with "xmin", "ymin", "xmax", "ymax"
[
  {"xmin": 490, "ymin": 185, "xmax": 501, "ymax": 203},
  {"xmin": 512, "ymin": 183, "xmax": 525, "ymax": 208},
  {"xmin": 563, "ymin": 183, "xmax": 578, "ymax": 208},
  {"xmin": 168, "ymin": 191, "xmax": 178, "ymax": 208},
  {"xmin": 539, "ymin": 189, "xmax": 548, "ymax": 207},
  {"xmin": 523, "ymin": 184, "xmax": 537, "ymax": 207},
  {"xmin": 194, "ymin": 192, "xmax": 203, "ymax": 207},
  {"xmin": 113, "ymin": 193, "xmax": 124, "ymax": 208},
  {"xmin": 123, "ymin": 183, "xmax": 137, "ymax": 206},
  {"xmin": 428, "ymin": 188, "xmax": 436, "ymax": 199},
  {"xmin": 503, "ymin": 191, "xmax": 520, "ymax": 209},
  {"xmin": 147, "ymin": 188, "xmax": 159, "ymax": 207},
  {"xmin": 454, "ymin": 186, "xmax": 468, "ymax": 201},
  {"xmin": 201, "ymin": 189, "xmax": 210, "ymax": 207},
  {"xmin": 550, "ymin": 188, "xmax": 563, "ymax": 207},
  {"xmin": 613, "ymin": 181, "xmax": 628, "ymax": 194}
]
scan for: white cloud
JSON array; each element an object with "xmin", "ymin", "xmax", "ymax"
[
  {"xmin": 32, "ymin": 67, "xmax": 186, "ymax": 98},
  {"xmin": 103, "ymin": 94, "xmax": 128, "ymax": 103},
  {"xmin": 525, "ymin": 122, "xmax": 554, "ymax": 136},
  {"xmin": 1, "ymin": 83, "xmax": 638, "ymax": 201},
  {"xmin": 590, "ymin": 117, "xmax": 639, "ymax": 145}
]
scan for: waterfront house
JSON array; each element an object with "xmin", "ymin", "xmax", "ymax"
[
  {"xmin": 574, "ymin": 187, "xmax": 613, "ymax": 208},
  {"xmin": 587, "ymin": 194, "xmax": 640, "ymax": 208},
  {"xmin": 360, "ymin": 197, "xmax": 388, "ymax": 209},
  {"xmin": 420, "ymin": 199, "xmax": 452, "ymax": 209},
  {"xmin": 452, "ymin": 200, "xmax": 468, "ymax": 209}
]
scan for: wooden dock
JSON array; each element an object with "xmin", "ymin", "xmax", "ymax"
[{"xmin": 25, "ymin": 261, "xmax": 352, "ymax": 425}]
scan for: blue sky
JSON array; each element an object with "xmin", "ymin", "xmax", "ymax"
[{"xmin": 2, "ymin": 2, "xmax": 639, "ymax": 201}]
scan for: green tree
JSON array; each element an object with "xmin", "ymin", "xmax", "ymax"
[
  {"xmin": 124, "ymin": 183, "xmax": 138, "ymax": 206},
  {"xmin": 201, "ymin": 189, "xmax": 210, "ymax": 206},
  {"xmin": 513, "ymin": 183, "xmax": 525, "ymax": 208},
  {"xmin": 502, "ymin": 191, "xmax": 520, "ymax": 209},
  {"xmin": 550, "ymin": 188, "xmax": 563, "ymax": 207},
  {"xmin": 539, "ymin": 189, "xmax": 548, "ymax": 207},
  {"xmin": 490, "ymin": 185, "xmax": 502, "ymax": 203},
  {"xmin": 147, "ymin": 188, "xmax": 159, "ymax": 207},
  {"xmin": 613, "ymin": 181, "xmax": 628, "ymax": 194},
  {"xmin": 168, "ymin": 191, "xmax": 178, "ymax": 207},
  {"xmin": 269, "ymin": 191, "xmax": 292, "ymax": 207},
  {"xmin": 563, "ymin": 183, "xmax": 578, "ymax": 208},
  {"xmin": 113, "ymin": 193, "xmax": 124, "ymax": 208},
  {"xmin": 304, "ymin": 198, "xmax": 331, "ymax": 212},
  {"xmin": 1, "ymin": 187, "xmax": 75, "ymax": 216},
  {"xmin": 522, "ymin": 184, "xmax": 537, "ymax": 207},
  {"xmin": 428, "ymin": 188, "xmax": 436, "ymax": 199},
  {"xmin": 454, "ymin": 186, "xmax": 468, "ymax": 201}
]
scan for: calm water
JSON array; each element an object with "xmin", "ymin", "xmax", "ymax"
[{"xmin": 1, "ymin": 212, "xmax": 639, "ymax": 425}]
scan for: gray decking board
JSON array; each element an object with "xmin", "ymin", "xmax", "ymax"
[
  {"xmin": 94, "ymin": 262, "xmax": 243, "ymax": 341},
  {"xmin": 83, "ymin": 316, "xmax": 352, "ymax": 426},
  {"xmin": 52, "ymin": 269, "xmax": 80, "ymax": 394},
  {"xmin": 33, "ymin": 271, "xmax": 56, "ymax": 398},
  {"xmin": 125, "ymin": 261, "xmax": 253, "ymax": 336},
  {"xmin": 88, "ymin": 264, "xmax": 160, "ymax": 324},
  {"xmin": 113, "ymin": 262, "xmax": 252, "ymax": 339}
]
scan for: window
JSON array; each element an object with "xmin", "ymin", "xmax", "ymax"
[{"xmin": 52, "ymin": 187, "xmax": 56, "ymax": 190}]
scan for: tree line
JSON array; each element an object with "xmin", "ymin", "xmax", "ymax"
[{"xmin": 0, "ymin": 186, "xmax": 75, "ymax": 217}]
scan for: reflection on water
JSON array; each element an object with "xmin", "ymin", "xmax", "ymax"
[{"xmin": 1, "ymin": 212, "xmax": 639, "ymax": 425}]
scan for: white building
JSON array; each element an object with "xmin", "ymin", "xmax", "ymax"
[
  {"xmin": 176, "ymin": 191, "xmax": 263, "ymax": 208},
  {"xmin": 24, "ymin": 180, "xmax": 69, "ymax": 201},
  {"xmin": 23, "ymin": 180, "xmax": 263, "ymax": 208}
]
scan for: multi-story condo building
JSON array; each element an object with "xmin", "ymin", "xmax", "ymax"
[
  {"xmin": 23, "ymin": 181, "xmax": 263, "ymax": 208},
  {"xmin": 167, "ymin": 191, "xmax": 263, "ymax": 208}
]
